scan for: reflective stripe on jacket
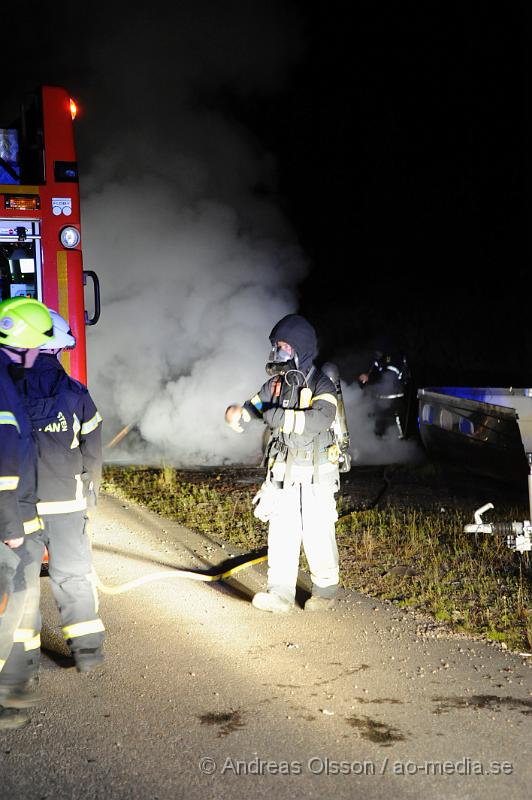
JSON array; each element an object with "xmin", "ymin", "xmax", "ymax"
[
  {"xmin": 0, "ymin": 351, "xmax": 39, "ymax": 540},
  {"xmin": 22, "ymin": 355, "xmax": 103, "ymax": 514},
  {"xmin": 243, "ymin": 367, "xmax": 339, "ymax": 483}
]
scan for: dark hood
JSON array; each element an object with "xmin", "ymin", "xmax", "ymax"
[
  {"xmin": 269, "ymin": 314, "xmax": 318, "ymax": 373},
  {"xmin": 22, "ymin": 354, "xmax": 70, "ymax": 427}
]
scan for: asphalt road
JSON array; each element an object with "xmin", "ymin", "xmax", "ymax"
[{"xmin": 2, "ymin": 493, "xmax": 531, "ymax": 800}]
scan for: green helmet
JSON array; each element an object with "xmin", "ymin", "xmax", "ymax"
[{"xmin": 0, "ymin": 297, "xmax": 54, "ymax": 349}]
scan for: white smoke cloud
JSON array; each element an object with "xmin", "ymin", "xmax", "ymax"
[
  {"xmin": 341, "ymin": 381, "xmax": 424, "ymax": 466},
  {"xmin": 83, "ymin": 173, "xmax": 305, "ymax": 464},
  {"xmin": 78, "ymin": 2, "xmax": 423, "ymax": 468},
  {"xmin": 78, "ymin": 2, "xmax": 307, "ymax": 464}
]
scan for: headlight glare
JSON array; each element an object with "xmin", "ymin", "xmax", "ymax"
[{"xmin": 60, "ymin": 226, "xmax": 81, "ymax": 248}]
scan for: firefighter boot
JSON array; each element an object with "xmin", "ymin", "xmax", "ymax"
[
  {"xmin": 0, "ymin": 677, "xmax": 41, "ymax": 709},
  {"xmin": 252, "ymin": 592, "xmax": 294, "ymax": 613},
  {"xmin": 304, "ymin": 584, "xmax": 338, "ymax": 611},
  {"xmin": 0, "ymin": 706, "xmax": 29, "ymax": 730},
  {"xmin": 74, "ymin": 647, "xmax": 105, "ymax": 673}
]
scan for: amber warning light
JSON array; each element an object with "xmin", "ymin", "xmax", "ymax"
[
  {"xmin": 4, "ymin": 195, "xmax": 40, "ymax": 211},
  {"xmin": 70, "ymin": 98, "xmax": 78, "ymax": 120}
]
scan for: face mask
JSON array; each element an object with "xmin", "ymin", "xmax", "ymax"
[{"xmin": 265, "ymin": 343, "xmax": 298, "ymax": 376}]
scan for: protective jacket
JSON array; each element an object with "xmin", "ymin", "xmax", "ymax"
[
  {"xmin": 242, "ymin": 315, "xmax": 339, "ymax": 485},
  {"xmin": 21, "ymin": 354, "xmax": 103, "ymax": 515},
  {"xmin": 0, "ymin": 350, "xmax": 41, "ymax": 540},
  {"xmin": 365, "ymin": 353, "xmax": 409, "ymax": 400}
]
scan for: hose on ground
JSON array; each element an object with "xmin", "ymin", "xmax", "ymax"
[
  {"xmin": 338, "ymin": 464, "xmax": 397, "ymax": 520},
  {"xmin": 92, "ymin": 554, "xmax": 268, "ymax": 596}
]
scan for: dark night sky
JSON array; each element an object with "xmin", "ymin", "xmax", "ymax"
[
  {"xmin": 234, "ymin": 3, "xmax": 530, "ymax": 387},
  {"xmin": 3, "ymin": 1, "xmax": 531, "ymax": 388}
]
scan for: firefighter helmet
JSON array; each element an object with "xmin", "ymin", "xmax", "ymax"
[
  {"xmin": 41, "ymin": 309, "xmax": 76, "ymax": 350},
  {"xmin": 0, "ymin": 297, "xmax": 54, "ymax": 349}
]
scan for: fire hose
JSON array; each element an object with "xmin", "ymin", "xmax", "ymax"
[
  {"xmin": 41, "ymin": 515, "xmax": 267, "ymax": 596},
  {"xmin": 91, "ymin": 552, "xmax": 268, "ymax": 596},
  {"xmin": 97, "ymin": 428, "xmax": 270, "ymax": 592}
]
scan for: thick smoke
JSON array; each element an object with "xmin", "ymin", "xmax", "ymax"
[
  {"xmin": 342, "ymin": 382, "xmax": 424, "ymax": 466},
  {"xmin": 76, "ymin": 3, "xmax": 422, "ymax": 468},
  {"xmin": 79, "ymin": 3, "xmax": 306, "ymax": 464}
]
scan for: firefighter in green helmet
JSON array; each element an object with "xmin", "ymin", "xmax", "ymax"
[
  {"xmin": 20, "ymin": 310, "xmax": 105, "ymax": 674},
  {"xmin": 0, "ymin": 297, "xmax": 53, "ymax": 730}
]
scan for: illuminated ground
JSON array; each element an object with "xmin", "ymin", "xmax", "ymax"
[{"xmin": 2, "ymin": 493, "xmax": 531, "ymax": 799}]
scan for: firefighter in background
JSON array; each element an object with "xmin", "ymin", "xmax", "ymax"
[
  {"xmin": 20, "ymin": 310, "xmax": 105, "ymax": 674},
  {"xmin": 225, "ymin": 314, "xmax": 340, "ymax": 613},
  {"xmin": 0, "ymin": 297, "xmax": 53, "ymax": 730},
  {"xmin": 358, "ymin": 349, "xmax": 410, "ymax": 439}
]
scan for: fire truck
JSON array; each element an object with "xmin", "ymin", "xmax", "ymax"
[{"xmin": 0, "ymin": 85, "xmax": 99, "ymax": 384}]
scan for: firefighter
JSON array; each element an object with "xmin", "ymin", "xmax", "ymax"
[
  {"xmin": 358, "ymin": 349, "xmax": 410, "ymax": 438},
  {"xmin": 20, "ymin": 310, "xmax": 105, "ymax": 674},
  {"xmin": 0, "ymin": 297, "xmax": 53, "ymax": 730},
  {"xmin": 225, "ymin": 314, "xmax": 340, "ymax": 613}
]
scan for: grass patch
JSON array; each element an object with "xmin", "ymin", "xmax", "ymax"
[
  {"xmin": 102, "ymin": 464, "xmax": 532, "ymax": 652},
  {"xmin": 103, "ymin": 464, "xmax": 267, "ymax": 551}
]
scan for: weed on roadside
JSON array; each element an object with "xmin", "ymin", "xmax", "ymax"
[{"xmin": 102, "ymin": 465, "xmax": 532, "ymax": 652}]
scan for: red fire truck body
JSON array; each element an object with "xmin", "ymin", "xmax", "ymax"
[{"xmin": 0, "ymin": 85, "xmax": 99, "ymax": 384}]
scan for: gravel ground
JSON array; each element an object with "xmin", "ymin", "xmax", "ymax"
[{"xmin": 1, "ymin": 490, "xmax": 530, "ymax": 800}]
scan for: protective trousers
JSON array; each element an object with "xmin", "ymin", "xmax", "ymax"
[
  {"xmin": 1, "ymin": 512, "xmax": 104, "ymax": 682},
  {"xmin": 265, "ymin": 482, "xmax": 339, "ymax": 603},
  {"xmin": 0, "ymin": 543, "xmax": 21, "ymax": 668},
  {"xmin": 0, "ymin": 543, "xmax": 19, "ymax": 625},
  {"xmin": 43, "ymin": 511, "xmax": 105, "ymax": 655},
  {"xmin": 0, "ymin": 537, "xmax": 41, "ymax": 687},
  {"xmin": 373, "ymin": 397, "xmax": 405, "ymax": 438}
]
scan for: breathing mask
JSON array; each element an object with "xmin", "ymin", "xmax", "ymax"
[{"xmin": 265, "ymin": 341, "xmax": 299, "ymax": 376}]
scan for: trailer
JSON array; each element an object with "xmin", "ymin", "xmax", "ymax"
[{"xmin": 417, "ymin": 387, "xmax": 532, "ymax": 483}]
